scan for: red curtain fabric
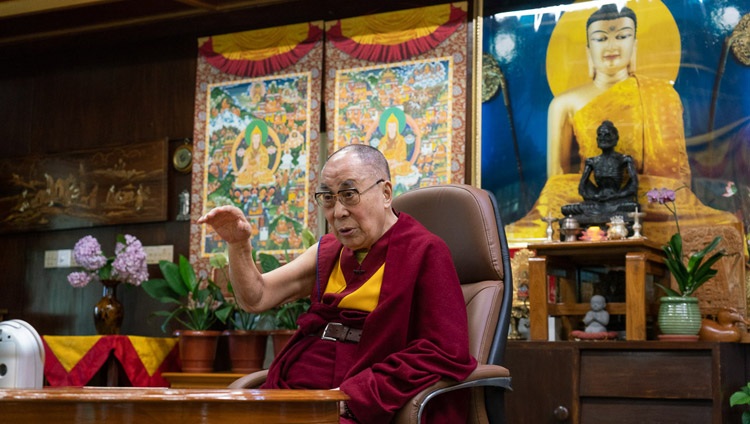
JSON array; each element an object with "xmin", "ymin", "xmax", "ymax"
[
  {"xmin": 326, "ymin": 3, "xmax": 466, "ymax": 63},
  {"xmin": 199, "ymin": 23, "xmax": 323, "ymax": 77}
]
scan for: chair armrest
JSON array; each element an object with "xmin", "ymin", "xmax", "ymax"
[
  {"xmin": 227, "ymin": 369, "xmax": 269, "ymax": 389},
  {"xmin": 393, "ymin": 365, "xmax": 512, "ymax": 424}
]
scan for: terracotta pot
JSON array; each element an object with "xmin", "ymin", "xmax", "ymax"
[
  {"xmin": 270, "ymin": 329, "xmax": 296, "ymax": 357},
  {"xmin": 224, "ymin": 330, "xmax": 268, "ymax": 373},
  {"xmin": 177, "ymin": 330, "xmax": 221, "ymax": 372},
  {"xmin": 93, "ymin": 279, "xmax": 123, "ymax": 335}
]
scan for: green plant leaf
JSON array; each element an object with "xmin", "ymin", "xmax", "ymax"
[
  {"xmin": 159, "ymin": 260, "xmax": 188, "ymax": 297},
  {"xmin": 178, "ymin": 255, "xmax": 198, "ymax": 292},
  {"xmin": 654, "ymin": 283, "xmax": 681, "ymax": 297},
  {"xmin": 731, "ymin": 390, "xmax": 750, "ymax": 407},
  {"xmin": 301, "ymin": 228, "xmax": 316, "ymax": 249},
  {"xmin": 209, "ymin": 251, "xmax": 229, "ymax": 269},
  {"xmin": 259, "ymin": 253, "xmax": 282, "ymax": 272}
]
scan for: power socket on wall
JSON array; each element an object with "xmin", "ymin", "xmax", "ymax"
[{"xmin": 44, "ymin": 245, "xmax": 174, "ymax": 268}]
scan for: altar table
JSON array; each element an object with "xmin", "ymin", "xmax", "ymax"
[
  {"xmin": 0, "ymin": 387, "xmax": 348, "ymax": 424},
  {"xmin": 528, "ymin": 239, "xmax": 669, "ymax": 341},
  {"xmin": 43, "ymin": 335, "xmax": 180, "ymax": 387}
]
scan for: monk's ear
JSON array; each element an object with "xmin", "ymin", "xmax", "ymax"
[
  {"xmin": 587, "ymin": 47, "xmax": 595, "ymax": 79},
  {"xmin": 628, "ymin": 41, "xmax": 637, "ymax": 74},
  {"xmin": 382, "ymin": 180, "xmax": 393, "ymax": 206}
]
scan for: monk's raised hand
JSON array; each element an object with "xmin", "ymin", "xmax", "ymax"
[{"xmin": 197, "ymin": 205, "xmax": 252, "ymax": 244}]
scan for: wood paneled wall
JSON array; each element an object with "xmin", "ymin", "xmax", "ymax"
[
  {"xmin": 0, "ymin": 0, "xmax": 481, "ymax": 337},
  {"xmin": 0, "ymin": 37, "xmax": 197, "ymax": 336}
]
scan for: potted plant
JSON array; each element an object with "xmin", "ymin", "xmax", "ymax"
[
  {"xmin": 142, "ymin": 255, "xmax": 232, "ymax": 372},
  {"xmin": 253, "ymin": 251, "xmax": 313, "ymax": 354},
  {"xmin": 271, "ymin": 296, "xmax": 311, "ymax": 354},
  {"xmin": 646, "ymin": 188, "xmax": 726, "ymax": 338},
  {"xmin": 730, "ymin": 382, "xmax": 750, "ymax": 424},
  {"xmin": 210, "ymin": 251, "xmax": 270, "ymax": 373}
]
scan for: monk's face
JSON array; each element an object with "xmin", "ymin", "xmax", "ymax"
[
  {"xmin": 587, "ymin": 17, "xmax": 636, "ymax": 76},
  {"xmin": 319, "ymin": 150, "xmax": 392, "ymax": 251},
  {"xmin": 387, "ymin": 121, "xmax": 398, "ymax": 139},
  {"xmin": 251, "ymin": 131, "xmax": 261, "ymax": 148}
]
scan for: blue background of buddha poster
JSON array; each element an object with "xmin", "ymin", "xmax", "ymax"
[{"xmin": 481, "ymin": 0, "xmax": 749, "ymax": 243}]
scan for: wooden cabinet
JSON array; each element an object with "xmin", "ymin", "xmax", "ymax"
[{"xmin": 504, "ymin": 341, "xmax": 748, "ymax": 423}]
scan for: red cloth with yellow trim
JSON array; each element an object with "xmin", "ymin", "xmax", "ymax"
[
  {"xmin": 43, "ymin": 335, "xmax": 179, "ymax": 387},
  {"xmin": 263, "ymin": 212, "xmax": 477, "ymax": 423}
]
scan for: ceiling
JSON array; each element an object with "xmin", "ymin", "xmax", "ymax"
[
  {"xmin": 0, "ymin": 0, "xmax": 540, "ymax": 50},
  {"xmin": 0, "ymin": 0, "xmax": 301, "ymax": 48}
]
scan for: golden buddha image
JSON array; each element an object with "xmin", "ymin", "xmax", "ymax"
[
  {"xmin": 505, "ymin": 1, "xmax": 742, "ymax": 248},
  {"xmin": 373, "ymin": 107, "xmax": 419, "ymax": 177},
  {"xmin": 233, "ymin": 119, "xmax": 281, "ymax": 188}
]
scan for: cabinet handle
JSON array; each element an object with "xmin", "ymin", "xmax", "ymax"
[{"xmin": 553, "ymin": 405, "xmax": 569, "ymax": 421}]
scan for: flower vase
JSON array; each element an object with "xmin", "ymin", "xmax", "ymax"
[
  {"xmin": 93, "ymin": 279, "xmax": 124, "ymax": 335},
  {"xmin": 177, "ymin": 330, "xmax": 221, "ymax": 373},
  {"xmin": 658, "ymin": 296, "xmax": 702, "ymax": 339}
]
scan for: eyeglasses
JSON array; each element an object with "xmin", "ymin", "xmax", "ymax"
[{"xmin": 314, "ymin": 179, "xmax": 385, "ymax": 209}]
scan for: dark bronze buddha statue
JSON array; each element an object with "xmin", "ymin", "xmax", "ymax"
[{"xmin": 561, "ymin": 120, "xmax": 639, "ymax": 226}]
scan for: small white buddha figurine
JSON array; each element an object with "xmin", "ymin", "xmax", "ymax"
[{"xmin": 583, "ymin": 295, "xmax": 609, "ymax": 333}]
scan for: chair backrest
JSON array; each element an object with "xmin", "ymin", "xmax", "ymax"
[{"xmin": 391, "ymin": 184, "xmax": 513, "ymax": 368}]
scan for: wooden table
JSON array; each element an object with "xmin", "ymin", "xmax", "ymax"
[
  {"xmin": 0, "ymin": 387, "xmax": 348, "ymax": 424},
  {"xmin": 528, "ymin": 239, "xmax": 668, "ymax": 341}
]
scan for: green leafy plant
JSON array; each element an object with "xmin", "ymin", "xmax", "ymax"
[
  {"xmin": 209, "ymin": 251, "xmax": 263, "ymax": 331},
  {"xmin": 205, "ymin": 228, "xmax": 316, "ymax": 331},
  {"xmin": 730, "ymin": 382, "xmax": 750, "ymax": 424},
  {"xmin": 274, "ymin": 297, "xmax": 312, "ymax": 330},
  {"xmin": 255, "ymin": 250, "xmax": 312, "ymax": 330},
  {"xmin": 142, "ymin": 255, "xmax": 232, "ymax": 332},
  {"xmin": 646, "ymin": 187, "xmax": 726, "ymax": 297}
]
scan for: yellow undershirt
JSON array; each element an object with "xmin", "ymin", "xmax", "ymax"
[{"xmin": 324, "ymin": 251, "xmax": 384, "ymax": 312}]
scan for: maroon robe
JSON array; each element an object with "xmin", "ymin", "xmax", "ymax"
[{"xmin": 263, "ymin": 212, "xmax": 477, "ymax": 423}]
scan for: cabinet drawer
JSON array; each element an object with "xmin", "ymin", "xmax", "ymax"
[
  {"xmin": 580, "ymin": 350, "xmax": 712, "ymax": 398},
  {"xmin": 581, "ymin": 398, "xmax": 712, "ymax": 424}
]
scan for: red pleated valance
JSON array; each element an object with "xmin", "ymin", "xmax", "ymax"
[
  {"xmin": 326, "ymin": 3, "xmax": 467, "ymax": 63},
  {"xmin": 199, "ymin": 22, "xmax": 323, "ymax": 77}
]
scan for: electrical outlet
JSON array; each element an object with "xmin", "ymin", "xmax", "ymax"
[
  {"xmin": 44, "ymin": 251, "xmax": 58, "ymax": 268},
  {"xmin": 44, "ymin": 249, "xmax": 74, "ymax": 268},
  {"xmin": 56, "ymin": 250, "xmax": 72, "ymax": 267},
  {"xmin": 144, "ymin": 245, "xmax": 174, "ymax": 264}
]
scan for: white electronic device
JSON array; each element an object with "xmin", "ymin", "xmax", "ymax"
[{"xmin": 0, "ymin": 319, "xmax": 45, "ymax": 389}]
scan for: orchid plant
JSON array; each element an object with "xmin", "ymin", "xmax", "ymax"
[
  {"xmin": 142, "ymin": 255, "xmax": 232, "ymax": 332},
  {"xmin": 646, "ymin": 187, "xmax": 725, "ymax": 297},
  {"xmin": 67, "ymin": 234, "xmax": 149, "ymax": 288}
]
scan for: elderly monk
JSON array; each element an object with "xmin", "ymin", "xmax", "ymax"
[{"xmin": 198, "ymin": 144, "xmax": 476, "ymax": 423}]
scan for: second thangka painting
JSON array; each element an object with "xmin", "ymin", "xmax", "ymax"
[{"xmin": 325, "ymin": 2, "xmax": 469, "ymax": 196}]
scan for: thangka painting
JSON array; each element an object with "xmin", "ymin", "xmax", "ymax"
[
  {"xmin": 0, "ymin": 139, "xmax": 167, "ymax": 233},
  {"xmin": 190, "ymin": 22, "xmax": 324, "ymax": 266},
  {"xmin": 481, "ymin": 0, "xmax": 748, "ymax": 313},
  {"xmin": 324, "ymin": 2, "xmax": 468, "ymax": 196}
]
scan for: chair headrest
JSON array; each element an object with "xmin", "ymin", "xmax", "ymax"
[{"xmin": 392, "ymin": 184, "xmax": 504, "ymax": 284}]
